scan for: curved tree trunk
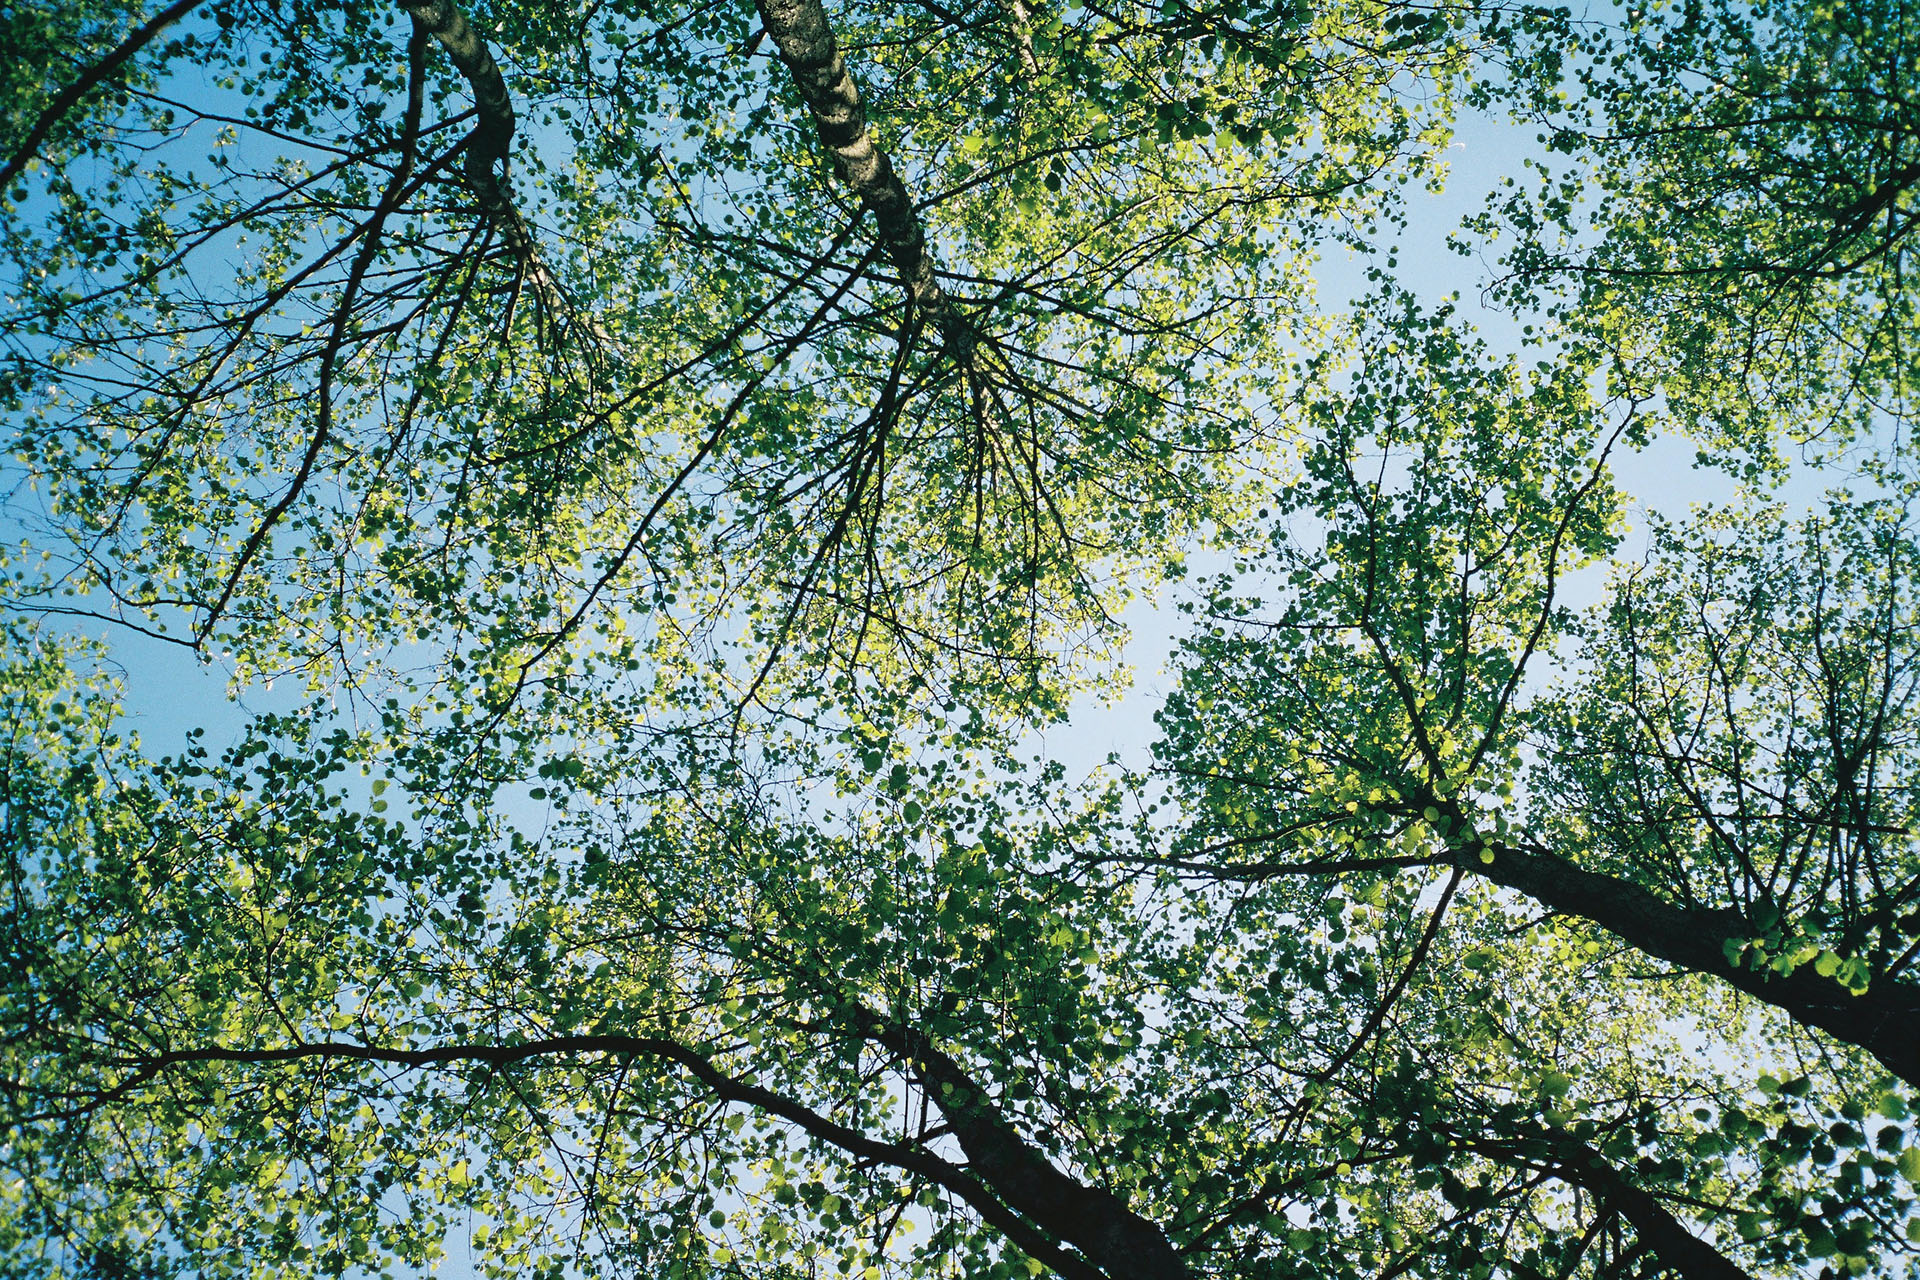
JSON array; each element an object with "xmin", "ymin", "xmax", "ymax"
[
  {"xmin": 856, "ymin": 1009, "xmax": 1192, "ymax": 1280},
  {"xmin": 1475, "ymin": 1128, "xmax": 1756, "ymax": 1280},
  {"xmin": 754, "ymin": 0, "xmax": 974, "ymax": 355},
  {"xmin": 396, "ymin": 0, "xmax": 586, "ymax": 337}
]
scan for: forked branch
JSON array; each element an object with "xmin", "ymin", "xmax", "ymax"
[
  {"xmin": 397, "ymin": 0, "xmax": 595, "ymax": 341},
  {"xmin": 755, "ymin": 0, "xmax": 974, "ymax": 355}
]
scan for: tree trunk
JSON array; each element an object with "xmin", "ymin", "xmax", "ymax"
[
  {"xmin": 754, "ymin": 0, "xmax": 973, "ymax": 355},
  {"xmin": 396, "ymin": 0, "xmax": 584, "ymax": 336},
  {"xmin": 857, "ymin": 1011, "xmax": 1192, "ymax": 1280},
  {"xmin": 1477, "ymin": 1129, "xmax": 1756, "ymax": 1280},
  {"xmin": 1469, "ymin": 835, "xmax": 1920, "ymax": 1087}
]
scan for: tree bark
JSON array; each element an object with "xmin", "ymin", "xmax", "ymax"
[
  {"xmin": 395, "ymin": 0, "xmax": 583, "ymax": 335},
  {"xmin": 754, "ymin": 0, "xmax": 973, "ymax": 355},
  {"xmin": 1476, "ymin": 1129, "xmax": 1756, "ymax": 1280},
  {"xmin": 854, "ymin": 1010, "xmax": 1191, "ymax": 1280},
  {"xmin": 1570, "ymin": 1154, "xmax": 1753, "ymax": 1280},
  {"xmin": 1456, "ymin": 828, "xmax": 1920, "ymax": 1088},
  {"xmin": 1008, "ymin": 0, "xmax": 1042, "ymax": 76}
]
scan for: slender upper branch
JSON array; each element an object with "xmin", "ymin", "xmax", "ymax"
[
  {"xmin": 0, "ymin": 0, "xmax": 207, "ymax": 193},
  {"xmin": 396, "ymin": 0, "xmax": 589, "ymax": 338}
]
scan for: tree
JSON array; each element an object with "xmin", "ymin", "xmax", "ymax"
[
  {"xmin": 4, "ymin": 0, "xmax": 1920, "ymax": 1278},
  {"xmin": 1148, "ymin": 294, "xmax": 1920, "ymax": 1273},
  {"xmin": 1154, "ymin": 291, "xmax": 1920, "ymax": 1081},
  {"xmin": 1471, "ymin": 0, "xmax": 1920, "ymax": 466},
  {"xmin": 0, "ymin": 0, "xmax": 1483, "ymax": 722}
]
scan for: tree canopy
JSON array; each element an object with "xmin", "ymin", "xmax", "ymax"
[{"xmin": 3, "ymin": 0, "xmax": 1919, "ymax": 1278}]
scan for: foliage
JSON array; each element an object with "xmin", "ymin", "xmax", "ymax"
[
  {"xmin": 4, "ymin": 0, "xmax": 1920, "ymax": 1278},
  {"xmin": 1472, "ymin": 0, "xmax": 1920, "ymax": 466}
]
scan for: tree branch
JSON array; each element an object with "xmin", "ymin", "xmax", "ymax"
[
  {"xmin": 0, "ymin": 0, "xmax": 206, "ymax": 194},
  {"xmin": 1474, "ymin": 1128, "xmax": 1756, "ymax": 1280},
  {"xmin": 47, "ymin": 1031, "xmax": 1096, "ymax": 1280},
  {"xmin": 396, "ymin": 0, "xmax": 595, "ymax": 342},
  {"xmin": 754, "ymin": 0, "xmax": 974, "ymax": 356},
  {"xmin": 194, "ymin": 21, "xmax": 432, "ymax": 643}
]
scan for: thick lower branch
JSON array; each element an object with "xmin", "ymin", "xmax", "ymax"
[
  {"xmin": 852, "ymin": 1009, "xmax": 1190, "ymax": 1280},
  {"xmin": 1212, "ymin": 788, "xmax": 1920, "ymax": 1082},
  {"xmin": 1419, "ymin": 798, "xmax": 1920, "ymax": 1086},
  {"xmin": 1477, "ymin": 1129, "xmax": 1754, "ymax": 1280},
  {"xmin": 1566, "ymin": 1151, "xmax": 1752, "ymax": 1280},
  {"xmin": 49, "ymin": 1031, "xmax": 1093, "ymax": 1280}
]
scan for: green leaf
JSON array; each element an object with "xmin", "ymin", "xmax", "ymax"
[{"xmin": 1899, "ymin": 1147, "xmax": 1920, "ymax": 1184}]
